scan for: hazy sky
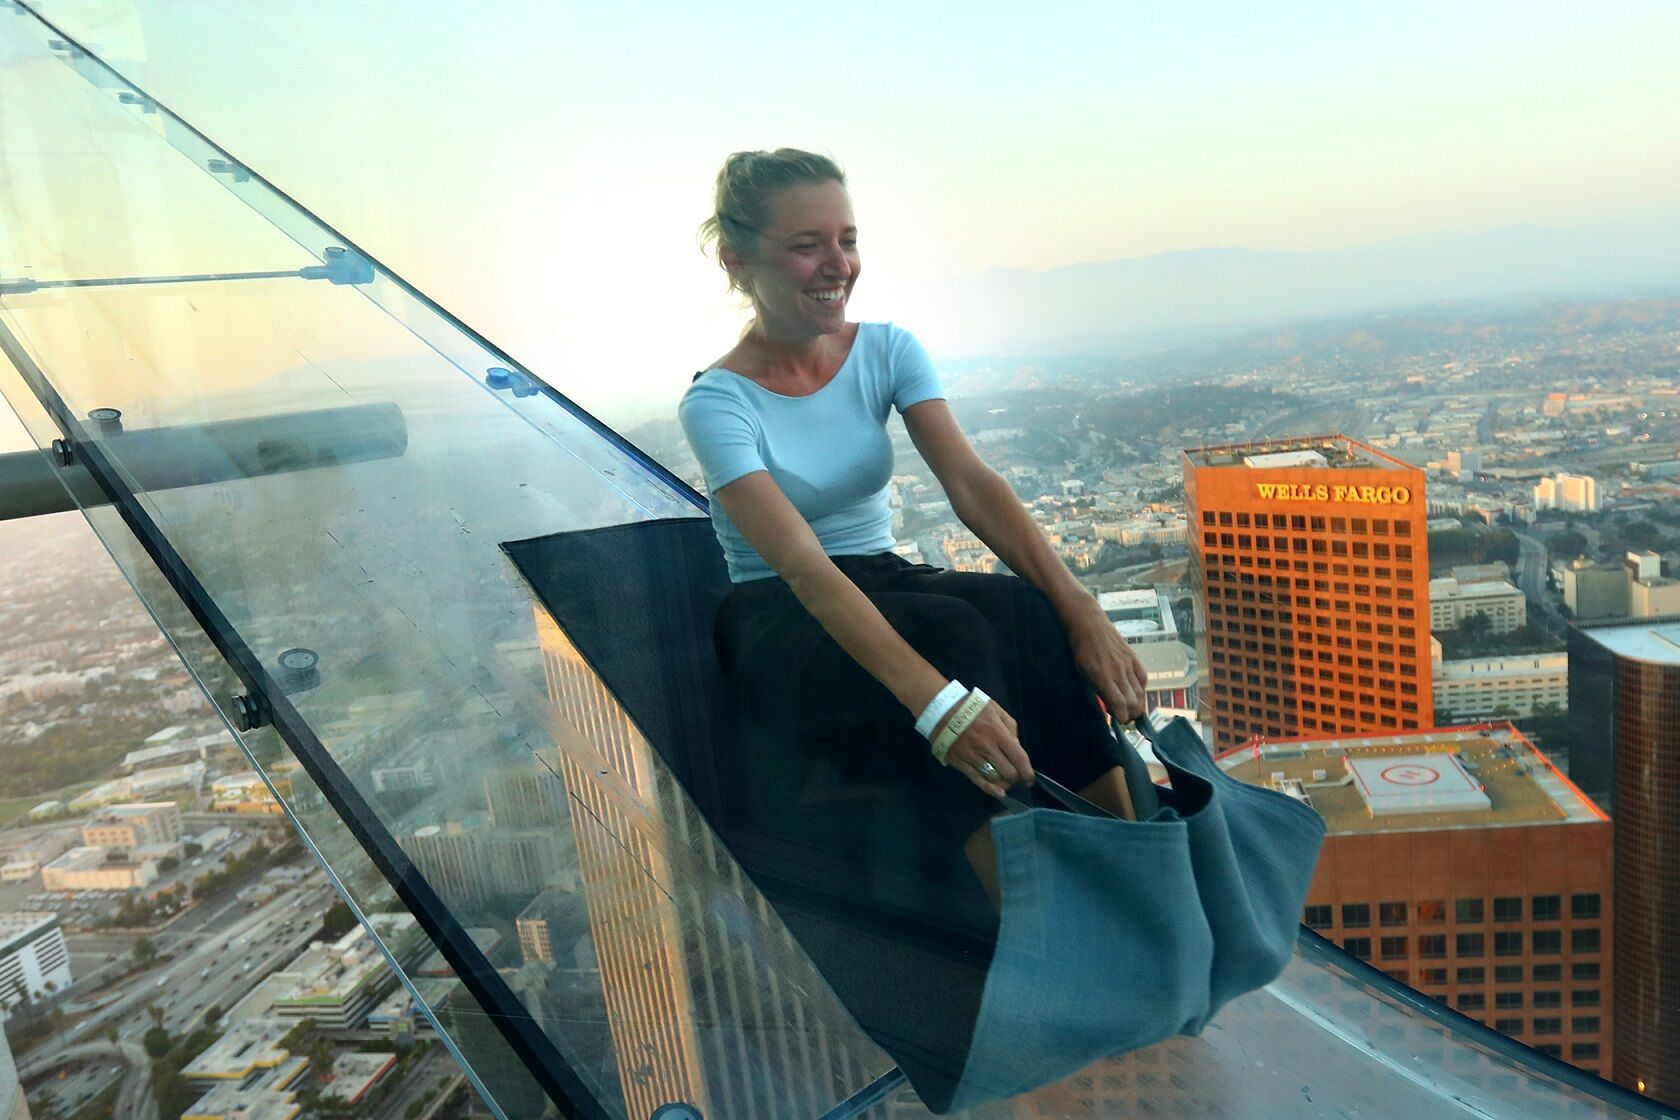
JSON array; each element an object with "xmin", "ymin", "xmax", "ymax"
[{"xmin": 2, "ymin": 0, "xmax": 1678, "ymax": 454}]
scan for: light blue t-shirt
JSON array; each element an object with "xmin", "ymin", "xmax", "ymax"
[{"xmin": 679, "ymin": 321, "xmax": 946, "ymax": 583}]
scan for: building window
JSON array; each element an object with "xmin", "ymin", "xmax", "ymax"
[
  {"xmin": 1456, "ymin": 933, "xmax": 1485, "ymax": 958},
  {"xmin": 1304, "ymin": 904, "xmax": 1332, "ymax": 929},
  {"xmin": 1494, "ymin": 966, "xmax": 1524, "ymax": 985},
  {"xmin": 1533, "ymin": 964, "xmax": 1562, "ymax": 982},
  {"xmin": 1532, "ymin": 930, "xmax": 1562, "ymax": 955},
  {"xmin": 1533, "ymin": 991, "xmax": 1562, "ymax": 1009},
  {"xmin": 1419, "ymin": 935, "xmax": 1447, "ymax": 959},
  {"xmin": 1343, "ymin": 938, "xmax": 1372, "ymax": 960},
  {"xmin": 1493, "ymin": 896, "xmax": 1522, "ymax": 922},
  {"xmin": 1571, "ymin": 1016, "xmax": 1600, "ymax": 1035},
  {"xmin": 1571, "ymin": 963, "xmax": 1600, "ymax": 982},
  {"xmin": 1571, "ymin": 989, "xmax": 1600, "ymax": 1008},
  {"xmin": 1379, "ymin": 901, "xmax": 1407, "ymax": 927},
  {"xmin": 1342, "ymin": 903, "xmax": 1371, "ymax": 928},
  {"xmin": 1494, "ymin": 931, "xmax": 1523, "ymax": 957},
  {"xmin": 1416, "ymin": 900, "xmax": 1446, "ymax": 924},
  {"xmin": 1495, "ymin": 992, "xmax": 1524, "ymax": 1010},
  {"xmin": 1418, "ymin": 967, "xmax": 1448, "ymax": 986},
  {"xmin": 1531, "ymin": 895, "xmax": 1561, "ymax": 921},
  {"xmin": 1535, "ymin": 1044, "xmax": 1562, "ymax": 1058},
  {"xmin": 1495, "ymin": 1018, "xmax": 1524, "ymax": 1035},
  {"xmin": 1456, "ymin": 993, "xmax": 1486, "ymax": 1011},
  {"xmin": 1571, "ymin": 893, "xmax": 1601, "ymax": 920},
  {"xmin": 1572, "ymin": 1043, "xmax": 1600, "ymax": 1062},
  {"xmin": 1571, "ymin": 928, "xmax": 1601, "ymax": 953},
  {"xmin": 1533, "ymin": 1018, "xmax": 1562, "ymax": 1036},
  {"xmin": 1455, "ymin": 899, "xmax": 1484, "ymax": 924},
  {"xmin": 1380, "ymin": 936, "xmax": 1408, "ymax": 960}
]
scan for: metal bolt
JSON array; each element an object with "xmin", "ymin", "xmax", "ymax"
[
  {"xmin": 88, "ymin": 407, "xmax": 123, "ymax": 436},
  {"xmin": 485, "ymin": 367, "xmax": 514, "ymax": 390},
  {"xmin": 51, "ymin": 438, "xmax": 73, "ymax": 466}
]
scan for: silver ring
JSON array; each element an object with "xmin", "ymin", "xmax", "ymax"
[{"xmin": 976, "ymin": 761, "xmax": 1001, "ymax": 782}]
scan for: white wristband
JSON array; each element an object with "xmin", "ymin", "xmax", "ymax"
[
  {"xmin": 932, "ymin": 687, "xmax": 991, "ymax": 764},
  {"xmin": 916, "ymin": 679, "xmax": 969, "ymax": 741}
]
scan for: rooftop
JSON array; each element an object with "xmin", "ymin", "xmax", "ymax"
[
  {"xmin": 1184, "ymin": 434, "xmax": 1413, "ymax": 472},
  {"xmin": 182, "ymin": 1018, "xmax": 294, "ymax": 1082},
  {"xmin": 1577, "ymin": 619, "xmax": 1680, "ymax": 666},
  {"xmin": 1429, "ymin": 578, "xmax": 1523, "ymax": 600},
  {"xmin": 1217, "ymin": 725, "xmax": 1606, "ymax": 834}
]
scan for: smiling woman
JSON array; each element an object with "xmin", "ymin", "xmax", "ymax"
[{"xmin": 678, "ymin": 147, "xmax": 1154, "ymax": 1107}]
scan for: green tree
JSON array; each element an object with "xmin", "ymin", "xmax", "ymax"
[
  {"xmin": 132, "ymin": 937, "xmax": 157, "ymax": 966},
  {"xmin": 205, "ymin": 1004, "xmax": 223, "ymax": 1028},
  {"xmin": 1548, "ymin": 530, "xmax": 1589, "ymax": 562},
  {"xmin": 142, "ymin": 1026, "xmax": 172, "ymax": 1059},
  {"xmin": 1459, "ymin": 611, "xmax": 1493, "ymax": 646}
]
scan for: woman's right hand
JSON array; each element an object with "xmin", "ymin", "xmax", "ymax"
[{"xmin": 936, "ymin": 699, "xmax": 1036, "ymax": 799}]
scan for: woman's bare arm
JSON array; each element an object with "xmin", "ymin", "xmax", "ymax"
[
  {"xmin": 714, "ymin": 470, "xmax": 948, "ymax": 715},
  {"xmin": 713, "ymin": 469, "xmax": 1035, "ymax": 793},
  {"xmin": 904, "ymin": 400, "xmax": 1148, "ymax": 717}
]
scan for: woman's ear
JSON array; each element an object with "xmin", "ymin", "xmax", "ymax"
[{"xmin": 719, "ymin": 242, "xmax": 750, "ymax": 289}]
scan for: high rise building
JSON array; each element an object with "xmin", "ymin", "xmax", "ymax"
[
  {"xmin": 0, "ymin": 913, "xmax": 70, "ymax": 1019},
  {"xmin": 0, "ymin": 1014, "xmax": 28, "ymax": 1120},
  {"xmin": 534, "ymin": 609, "xmax": 884, "ymax": 1120},
  {"xmin": 1219, "ymin": 724, "xmax": 1613, "ymax": 1079},
  {"xmin": 1568, "ymin": 620, "xmax": 1680, "ymax": 1099},
  {"xmin": 1184, "ymin": 436, "xmax": 1434, "ymax": 749},
  {"xmin": 1534, "ymin": 473, "xmax": 1600, "ymax": 513}
]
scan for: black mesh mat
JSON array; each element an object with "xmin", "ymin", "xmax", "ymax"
[{"xmin": 502, "ymin": 517, "xmax": 991, "ymax": 1111}]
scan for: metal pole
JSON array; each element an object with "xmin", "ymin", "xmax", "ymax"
[{"xmin": 0, "ymin": 402, "xmax": 408, "ymax": 522}]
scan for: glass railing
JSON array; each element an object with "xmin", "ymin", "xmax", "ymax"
[{"xmin": 1, "ymin": 4, "xmax": 1673, "ymax": 1118}]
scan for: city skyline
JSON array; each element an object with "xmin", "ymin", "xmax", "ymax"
[{"xmin": 1, "ymin": 1, "xmax": 1676, "ymax": 428}]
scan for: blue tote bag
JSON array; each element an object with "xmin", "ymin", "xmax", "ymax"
[{"xmin": 941, "ymin": 714, "xmax": 1326, "ymax": 1113}]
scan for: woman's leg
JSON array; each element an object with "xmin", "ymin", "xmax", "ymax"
[{"xmin": 715, "ymin": 579, "xmax": 1019, "ymax": 922}]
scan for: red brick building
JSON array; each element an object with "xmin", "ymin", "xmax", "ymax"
[{"xmin": 1219, "ymin": 723, "xmax": 1614, "ymax": 1079}]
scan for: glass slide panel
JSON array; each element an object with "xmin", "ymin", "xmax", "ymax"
[{"xmin": 1, "ymin": 5, "xmax": 1672, "ymax": 1119}]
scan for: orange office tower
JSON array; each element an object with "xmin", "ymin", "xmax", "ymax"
[{"xmin": 1183, "ymin": 435, "xmax": 1434, "ymax": 750}]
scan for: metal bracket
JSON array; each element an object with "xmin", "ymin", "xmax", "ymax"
[{"xmin": 230, "ymin": 692, "xmax": 269, "ymax": 733}]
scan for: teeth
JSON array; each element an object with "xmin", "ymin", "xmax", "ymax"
[{"xmin": 807, "ymin": 289, "xmax": 844, "ymax": 302}]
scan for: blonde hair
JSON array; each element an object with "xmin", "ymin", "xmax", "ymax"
[{"xmin": 699, "ymin": 148, "xmax": 846, "ymax": 296}]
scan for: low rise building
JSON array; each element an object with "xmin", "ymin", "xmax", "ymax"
[
  {"xmin": 81, "ymin": 802, "xmax": 183, "ymax": 852},
  {"xmin": 1098, "ymin": 589, "xmax": 1181, "ymax": 645},
  {"xmin": 210, "ymin": 772, "xmax": 283, "ymax": 815},
  {"xmin": 1564, "ymin": 560, "xmax": 1631, "ymax": 621},
  {"xmin": 1429, "ymin": 578, "xmax": 1526, "ymax": 634},
  {"xmin": 41, "ymin": 847, "xmax": 157, "ymax": 891},
  {"xmin": 1431, "ymin": 640, "xmax": 1568, "ymax": 719},
  {"xmin": 268, "ymin": 914, "xmax": 424, "ymax": 1030},
  {"xmin": 1133, "ymin": 641, "xmax": 1199, "ymax": 712}
]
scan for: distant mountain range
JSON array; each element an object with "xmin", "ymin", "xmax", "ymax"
[{"xmin": 915, "ymin": 217, "xmax": 1680, "ymax": 357}]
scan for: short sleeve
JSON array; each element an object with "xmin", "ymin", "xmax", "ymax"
[
  {"xmin": 679, "ymin": 378, "xmax": 765, "ymax": 492},
  {"xmin": 887, "ymin": 324, "xmax": 946, "ymax": 413}
]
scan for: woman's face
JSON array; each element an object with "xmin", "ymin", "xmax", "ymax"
[{"xmin": 735, "ymin": 179, "xmax": 859, "ymax": 339}]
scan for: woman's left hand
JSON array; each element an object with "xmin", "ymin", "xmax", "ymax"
[{"xmin": 1065, "ymin": 609, "xmax": 1149, "ymax": 722}]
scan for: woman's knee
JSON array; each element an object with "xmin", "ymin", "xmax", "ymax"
[{"xmin": 875, "ymin": 593, "xmax": 1004, "ymax": 682}]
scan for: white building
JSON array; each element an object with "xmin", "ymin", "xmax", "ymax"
[
  {"xmin": 1533, "ymin": 472, "xmax": 1599, "ymax": 512},
  {"xmin": 1428, "ymin": 578, "xmax": 1527, "ymax": 635},
  {"xmin": 0, "ymin": 912, "xmax": 71, "ymax": 1019},
  {"xmin": 1431, "ymin": 640, "xmax": 1569, "ymax": 719},
  {"xmin": 41, "ymin": 847, "xmax": 157, "ymax": 892},
  {"xmin": 268, "ymin": 914, "xmax": 423, "ymax": 1030},
  {"xmin": 1098, "ymin": 589, "xmax": 1180, "ymax": 644},
  {"xmin": 0, "ymin": 1022, "xmax": 26, "ymax": 1119}
]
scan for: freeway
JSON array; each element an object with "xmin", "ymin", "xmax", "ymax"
[{"xmin": 17, "ymin": 1039, "xmax": 155, "ymax": 1120}]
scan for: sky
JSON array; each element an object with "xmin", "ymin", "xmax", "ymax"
[{"xmin": 1, "ymin": 0, "xmax": 1678, "ymax": 453}]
